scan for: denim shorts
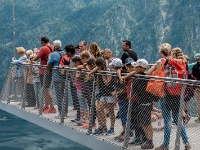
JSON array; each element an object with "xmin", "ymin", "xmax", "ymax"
[
  {"xmin": 100, "ymin": 96, "xmax": 116, "ymax": 103},
  {"xmin": 77, "ymin": 92, "xmax": 89, "ymax": 111}
]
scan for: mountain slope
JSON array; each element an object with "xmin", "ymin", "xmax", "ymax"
[{"xmin": 0, "ymin": 0, "xmax": 200, "ymax": 90}]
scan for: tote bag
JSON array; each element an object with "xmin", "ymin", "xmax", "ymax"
[{"xmin": 146, "ymin": 59, "xmax": 165, "ymax": 98}]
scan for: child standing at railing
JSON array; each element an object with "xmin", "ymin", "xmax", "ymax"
[
  {"xmin": 82, "ymin": 58, "xmax": 97, "ymax": 128},
  {"xmin": 92, "ymin": 57, "xmax": 116, "ymax": 135},
  {"xmin": 123, "ymin": 59, "xmax": 154, "ymax": 149},
  {"xmin": 72, "ymin": 55, "xmax": 89, "ymax": 126},
  {"xmin": 32, "ymin": 61, "xmax": 40, "ymax": 109}
]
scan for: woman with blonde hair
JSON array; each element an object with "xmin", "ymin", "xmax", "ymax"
[
  {"xmin": 89, "ymin": 42, "xmax": 101, "ymax": 58},
  {"xmin": 11, "ymin": 47, "xmax": 27, "ymax": 103},
  {"xmin": 25, "ymin": 50, "xmax": 33, "ymax": 63},
  {"xmin": 148, "ymin": 46, "xmax": 191, "ymax": 150},
  {"xmin": 24, "ymin": 49, "xmax": 36, "ymax": 107}
]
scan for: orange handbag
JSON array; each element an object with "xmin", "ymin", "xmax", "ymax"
[{"xmin": 146, "ymin": 59, "xmax": 165, "ymax": 98}]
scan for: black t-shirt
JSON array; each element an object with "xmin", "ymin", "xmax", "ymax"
[
  {"xmin": 132, "ymin": 72, "xmax": 154, "ymax": 104},
  {"xmin": 98, "ymin": 74, "xmax": 116, "ymax": 96},
  {"xmin": 121, "ymin": 49, "xmax": 138, "ymax": 70},
  {"xmin": 192, "ymin": 62, "xmax": 200, "ymax": 80}
]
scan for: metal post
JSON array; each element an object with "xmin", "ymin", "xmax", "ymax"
[
  {"xmin": 39, "ymin": 67, "xmax": 46, "ymax": 115},
  {"xmin": 123, "ymin": 79, "xmax": 134, "ymax": 148},
  {"xmin": 60, "ymin": 69, "xmax": 69, "ymax": 124},
  {"xmin": 12, "ymin": 0, "xmax": 16, "ymax": 57},
  {"xmin": 6, "ymin": 65, "xmax": 13, "ymax": 104},
  {"xmin": 87, "ymin": 75, "xmax": 96, "ymax": 134},
  {"xmin": 22, "ymin": 64, "xmax": 28, "ymax": 109},
  {"xmin": 174, "ymin": 83, "xmax": 186, "ymax": 150}
]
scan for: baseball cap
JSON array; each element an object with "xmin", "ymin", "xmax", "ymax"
[
  {"xmin": 109, "ymin": 58, "xmax": 122, "ymax": 67},
  {"xmin": 194, "ymin": 53, "xmax": 200, "ymax": 60},
  {"xmin": 125, "ymin": 57, "xmax": 134, "ymax": 64},
  {"xmin": 133, "ymin": 59, "xmax": 148, "ymax": 68},
  {"xmin": 125, "ymin": 58, "xmax": 134, "ymax": 65}
]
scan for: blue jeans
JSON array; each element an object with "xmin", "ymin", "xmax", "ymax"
[
  {"xmin": 118, "ymin": 99, "xmax": 128, "ymax": 127},
  {"xmin": 33, "ymin": 82, "xmax": 41, "ymax": 106},
  {"xmin": 77, "ymin": 92, "xmax": 89, "ymax": 111},
  {"xmin": 160, "ymin": 98, "xmax": 189, "ymax": 147},
  {"xmin": 54, "ymin": 80, "xmax": 68, "ymax": 115}
]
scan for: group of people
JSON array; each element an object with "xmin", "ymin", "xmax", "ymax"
[{"xmin": 12, "ymin": 36, "xmax": 200, "ymax": 150}]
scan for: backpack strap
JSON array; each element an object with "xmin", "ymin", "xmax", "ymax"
[
  {"xmin": 125, "ymin": 51, "xmax": 131, "ymax": 57},
  {"xmin": 47, "ymin": 46, "xmax": 53, "ymax": 52},
  {"xmin": 164, "ymin": 58, "xmax": 169, "ymax": 67}
]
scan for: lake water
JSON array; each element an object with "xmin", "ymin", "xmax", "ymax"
[{"xmin": 0, "ymin": 110, "xmax": 91, "ymax": 150}]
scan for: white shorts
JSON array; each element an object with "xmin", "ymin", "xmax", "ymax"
[{"xmin": 100, "ymin": 96, "xmax": 116, "ymax": 103}]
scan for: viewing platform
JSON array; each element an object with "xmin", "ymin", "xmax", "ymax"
[
  {"xmin": 0, "ymin": 101, "xmax": 199, "ymax": 150},
  {"xmin": 0, "ymin": 64, "xmax": 200, "ymax": 150}
]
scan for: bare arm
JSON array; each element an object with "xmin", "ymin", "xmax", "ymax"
[
  {"xmin": 146, "ymin": 65, "xmax": 156, "ymax": 75},
  {"xmin": 102, "ymin": 75, "xmax": 112, "ymax": 85},
  {"xmin": 47, "ymin": 64, "xmax": 52, "ymax": 69},
  {"xmin": 117, "ymin": 69, "xmax": 123, "ymax": 83},
  {"xmin": 77, "ymin": 65, "xmax": 84, "ymax": 70},
  {"xmin": 32, "ymin": 55, "xmax": 39, "ymax": 62},
  {"xmin": 123, "ymin": 71, "xmax": 137, "ymax": 80},
  {"xmin": 88, "ymin": 67, "xmax": 98, "ymax": 77}
]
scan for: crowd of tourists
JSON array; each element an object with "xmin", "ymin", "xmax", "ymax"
[{"xmin": 11, "ymin": 36, "xmax": 200, "ymax": 150}]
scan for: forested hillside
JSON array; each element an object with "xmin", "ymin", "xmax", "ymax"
[{"xmin": 0, "ymin": 0, "xmax": 200, "ymax": 91}]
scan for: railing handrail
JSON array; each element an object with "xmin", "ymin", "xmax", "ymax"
[{"xmin": 10, "ymin": 63, "xmax": 200, "ymax": 86}]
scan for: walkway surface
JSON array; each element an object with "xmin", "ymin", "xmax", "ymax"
[{"xmin": 1, "ymin": 101, "xmax": 200, "ymax": 150}]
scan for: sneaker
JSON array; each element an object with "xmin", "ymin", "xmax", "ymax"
[
  {"xmin": 93, "ymin": 128, "xmax": 103, "ymax": 135},
  {"xmin": 155, "ymin": 145, "xmax": 169, "ymax": 150},
  {"xmin": 114, "ymin": 131, "xmax": 125, "ymax": 140},
  {"xmin": 106, "ymin": 128, "xmax": 114, "ymax": 135},
  {"xmin": 129, "ymin": 136, "xmax": 143, "ymax": 145},
  {"xmin": 185, "ymin": 144, "xmax": 191, "ymax": 150},
  {"xmin": 93, "ymin": 125, "xmax": 107, "ymax": 135},
  {"xmin": 118, "ymin": 135, "xmax": 125, "ymax": 142},
  {"xmin": 77, "ymin": 119, "xmax": 85, "ymax": 126},
  {"xmin": 71, "ymin": 118, "xmax": 79, "ymax": 123},
  {"xmin": 141, "ymin": 141, "xmax": 154, "ymax": 149},
  {"xmin": 44, "ymin": 107, "xmax": 56, "ymax": 113},
  {"xmin": 195, "ymin": 117, "xmax": 200, "ymax": 123},
  {"xmin": 82, "ymin": 122, "xmax": 96, "ymax": 128},
  {"xmin": 43, "ymin": 106, "xmax": 49, "ymax": 111}
]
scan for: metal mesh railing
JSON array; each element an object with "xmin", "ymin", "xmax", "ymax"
[{"xmin": 1, "ymin": 63, "xmax": 200, "ymax": 150}]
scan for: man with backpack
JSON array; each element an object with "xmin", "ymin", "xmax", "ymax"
[
  {"xmin": 32, "ymin": 36, "xmax": 56, "ymax": 113},
  {"xmin": 47, "ymin": 40, "xmax": 69, "ymax": 118}
]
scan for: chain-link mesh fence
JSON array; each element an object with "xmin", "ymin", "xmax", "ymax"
[{"xmin": 1, "ymin": 63, "xmax": 200, "ymax": 149}]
